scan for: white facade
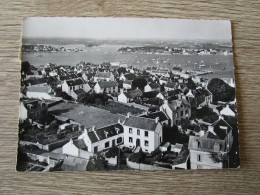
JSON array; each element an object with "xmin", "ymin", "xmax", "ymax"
[
  {"xmin": 118, "ymin": 93, "xmax": 129, "ymax": 104},
  {"xmin": 62, "ymin": 81, "xmax": 90, "ymax": 96},
  {"xmin": 123, "ymin": 121, "xmax": 163, "ymax": 153},
  {"xmin": 220, "ymin": 105, "xmax": 236, "ymax": 116},
  {"xmin": 144, "ymin": 84, "xmax": 152, "ymax": 92}
]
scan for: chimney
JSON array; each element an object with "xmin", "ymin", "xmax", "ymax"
[
  {"xmin": 120, "ymin": 88, "xmax": 124, "ymax": 94},
  {"xmin": 69, "ymin": 138, "xmax": 73, "ymax": 144},
  {"xmin": 118, "ymin": 119, "xmax": 121, "ymax": 124},
  {"xmin": 199, "ymin": 130, "xmax": 205, "ymax": 137},
  {"xmin": 91, "ymin": 125, "xmax": 96, "ymax": 132},
  {"xmin": 104, "ymin": 131, "xmax": 109, "ymax": 138},
  {"xmin": 155, "ymin": 117, "xmax": 159, "ymax": 123},
  {"xmin": 84, "ymin": 127, "xmax": 88, "ymax": 134}
]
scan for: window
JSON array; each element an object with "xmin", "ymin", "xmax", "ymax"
[
  {"xmin": 160, "ymin": 137, "xmax": 162, "ymax": 143},
  {"xmin": 137, "ymin": 129, "xmax": 140, "ymax": 135},
  {"xmin": 181, "ymin": 111, "xmax": 183, "ymax": 117},
  {"xmin": 117, "ymin": 137, "xmax": 122, "ymax": 144},
  {"xmin": 70, "ymin": 87, "xmax": 72, "ymax": 90},
  {"xmin": 197, "ymin": 154, "xmax": 201, "ymax": 162},
  {"xmin": 129, "ymin": 128, "xmax": 132, "ymax": 134},
  {"xmin": 105, "ymin": 141, "xmax": 109, "ymax": 148},
  {"xmin": 145, "ymin": 131, "xmax": 148, "ymax": 137},
  {"xmin": 129, "ymin": 137, "xmax": 133, "ymax": 143},
  {"xmin": 145, "ymin": 140, "xmax": 149, "ymax": 147},
  {"xmin": 176, "ymin": 112, "xmax": 178, "ymax": 118}
]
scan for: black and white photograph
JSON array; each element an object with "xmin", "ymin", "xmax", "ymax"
[{"xmin": 17, "ymin": 17, "xmax": 240, "ymax": 171}]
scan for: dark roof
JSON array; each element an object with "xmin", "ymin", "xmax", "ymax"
[
  {"xmin": 98, "ymin": 81, "xmax": 117, "ymax": 88},
  {"xmin": 212, "ymin": 118, "xmax": 232, "ymax": 139},
  {"xmin": 172, "ymin": 144, "xmax": 190, "ymax": 165},
  {"xmin": 168, "ymin": 99, "xmax": 190, "ymax": 111},
  {"xmin": 73, "ymin": 89, "xmax": 86, "ymax": 96},
  {"xmin": 22, "ymin": 98, "xmax": 47, "ymax": 110},
  {"xmin": 88, "ymin": 124, "xmax": 123, "ymax": 143},
  {"xmin": 123, "ymin": 80, "xmax": 132, "ymax": 85},
  {"xmin": 73, "ymin": 139, "xmax": 88, "ymax": 151},
  {"xmin": 125, "ymin": 88, "xmax": 143, "ymax": 99},
  {"xmin": 27, "ymin": 86, "xmax": 52, "ymax": 93},
  {"xmin": 66, "ymin": 78, "xmax": 85, "ymax": 86},
  {"xmin": 26, "ymin": 78, "xmax": 47, "ymax": 86},
  {"xmin": 123, "ymin": 116, "xmax": 159, "ymax": 131},
  {"xmin": 188, "ymin": 136, "xmax": 226, "ymax": 153},
  {"xmin": 149, "ymin": 83, "xmax": 160, "ymax": 89},
  {"xmin": 139, "ymin": 111, "xmax": 169, "ymax": 122},
  {"xmin": 61, "ymin": 156, "xmax": 88, "ymax": 171},
  {"xmin": 165, "ymin": 82, "xmax": 176, "ymax": 88}
]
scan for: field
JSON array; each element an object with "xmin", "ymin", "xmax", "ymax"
[{"xmin": 49, "ymin": 102, "xmax": 128, "ymax": 129}]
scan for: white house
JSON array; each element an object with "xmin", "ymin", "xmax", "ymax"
[
  {"xmin": 122, "ymin": 114, "xmax": 163, "ymax": 153},
  {"xmin": 144, "ymin": 83, "xmax": 160, "ymax": 93},
  {"xmin": 77, "ymin": 124, "xmax": 124, "ymax": 154},
  {"xmin": 123, "ymin": 80, "xmax": 132, "ymax": 90},
  {"xmin": 118, "ymin": 88, "xmax": 143, "ymax": 104},
  {"xmin": 94, "ymin": 72, "xmax": 114, "ymax": 82},
  {"xmin": 93, "ymin": 81, "xmax": 118, "ymax": 94},
  {"xmin": 61, "ymin": 78, "xmax": 90, "ymax": 96},
  {"xmin": 63, "ymin": 139, "xmax": 94, "ymax": 159},
  {"xmin": 119, "ymin": 73, "xmax": 126, "ymax": 81},
  {"xmin": 26, "ymin": 85, "xmax": 55, "ymax": 100},
  {"xmin": 164, "ymin": 82, "xmax": 177, "ymax": 91},
  {"xmin": 159, "ymin": 77, "xmax": 168, "ymax": 85},
  {"xmin": 220, "ymin": 105, "xmax": 236, "ymax": 116}
]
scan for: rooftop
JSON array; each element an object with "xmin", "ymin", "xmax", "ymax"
[{"xmin": 123, "ymin": 115, "xmax": 159, "ymax": 131}]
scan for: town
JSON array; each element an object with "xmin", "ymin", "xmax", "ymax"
[{"xmin": 17, "ymin": 59, "xmax": 239, "ymax": 171}]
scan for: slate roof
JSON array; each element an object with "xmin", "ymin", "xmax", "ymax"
[
  {"xmin": 73, "ymin": 89, "xmax": 86, "ymax": 96},
  {"xmin": 66, "ymin": 78, "xmax": 85, "ymax": 86},
  {"xmin": 98, "ymin": 81, "xmax": 117, "ymax": 88},
  {"xmin": 125, "ymin": 88, "xmax": 143, "ymax": 99},
  {"xmin": 26, "ymin": 78, "xmax": 47, "ymax": 86},
  {"xmin": 188, "ymin": 136, "xmax": 226, "ymax": 153},
  {"xmin": 61, "ymin": 156, "xmax": 88, "ymax": 171},
  {"xmin": 165, "ymin": 82, "xmax": 176, "ymax": 88},
  {"xmin": 139, "ymin": 111, "xmax": 169, "ymax": 122},
  {"xmin": 73, "ymin": 139, "xmax": 88, "ymax": 151},
  {"xmin": 123, "ymin": 80, "xmax": 132, "ymax": 85},
  {"xmin": 87, "ymin": 123, "xmax": 124, "ymax": 143},
  {"xmin": 149, "ymin": 83, "xmax": 160, "ymax": 89},
  {"xmin": 94, "ymin": 72, "xmax": 112, "ymax": 78},
  {"xmin": 123, "ymin": 116, "xmax": 159, "ymax": 131}
]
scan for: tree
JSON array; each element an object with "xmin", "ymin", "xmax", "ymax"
[
  {"xmin": 207, "ymin": 78, "xmax": 235, "ymax": 102},
  {"xmin": 186, "ymin": 78, "xmax": 196, "ymax": 90},
  {"xmin": 117, "ymin": 67, "xmax": 126, "ymax": 75},
  {"xmin": 132, "ymin": 77, "xmax": 147, "ymax": 91}
]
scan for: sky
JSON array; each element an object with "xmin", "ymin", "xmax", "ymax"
[{"xmin": 22, "ymin": 17, "xmax": 232, "ymax": 41}]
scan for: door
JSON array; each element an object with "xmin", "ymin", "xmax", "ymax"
[{"xmin": 136, "ymin": 139, "xmax": 140, "ymax": 147}]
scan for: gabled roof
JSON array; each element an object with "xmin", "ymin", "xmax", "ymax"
[
  {"xmin": 73, "ymin": 139, "xmax": 88, "ymax": 151},
  {"xmin": 87, "ymin": 123, "xmax": 123, "ymax": 143},
  {"xmin": 123, "ymin": 116, "xmax": 159, "ymax": 131},
  {"xmin": 167, "ymin": 99, "xmax": 190, "ymax": 110},
  {"xmin": 22, "ymin": 98, "xmax": 47, "ymax": 110},
  {"xmin": 26, "ymin": 78, "xmax": 47, "ymax": 86},
  {"xmin": 149, "ymin": 83, "xmax": 160, "ymax": 89},
  {"xmin": 165, "ymin": 82, "xmax": 176, "ymax": 88},
  {"xmin": 98, "ymin": 81, "xmax": 117, "ymax": 88},
  {"xmin": 123, "ymin": 80, "xmax": 132, "ymax": 85},
  {"xmin": 73, "ymin": 89, "xmax": 86, "ymax": 96},
  {"xmin": 139, "ymin": 111, "xmax": 169, "ymax": 122},
  {"xmin": 124, "ymin": 88, "xmax": 143, "ymax": 99},
  {"xmin": 66, "ymin": 78, "xmax": 85, "ymax": 86},
  {"xmin": 94, "ymin": 72, "xmax": 112, "ymax": 78},
  {"xmin": 188, "ymin": 136, "xmax": 226, "ymax": 153}
]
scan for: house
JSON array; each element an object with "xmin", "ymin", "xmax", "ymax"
[
  {"xmin": 144, "ymin": 83, "xmax": 160, "ymax": 93},
  {"xmin": 150, "ymin": 70, "xmax": 170, "ymax": 77},
  {"xmin": 94, "ymin": 72, "xmax": 114, "ymax": 82},
  {"xmin": 123, "ymin": 80, "xmax": 132, "ymax": 90},
  {"xmin": 61, "ymin": 156, "xmax": 89, "ymax": 171},
  {"xmin": 171, "ymin": 144, "xmax": 190, "ymax": 170},
  {"xmin": 26, "ymin": 85, "xmax": 55, "ymax": 100},
  {"xmin": 63, "ymin": 139, "xmax": 93, "ymax": 159},
  {"xmin": 188, "ymin": 116, "xmax": 233, "ymax": 169},
  {"xmin": 77, "ymin": 124, "xmax": 124, "ymax": 154},
  {"xmin": 119, "ymin": 73, "xmax": 126, "ymax": 81},
  {"xmin": 188, "ymin": 136, "xmax": 226, "ymax": 169},
  {"xmin": 20, "ymin": 99, "xmax": 48, "ymax": 121},
  {"xmin": 93, "ymin": 81, "xmax": 118, "ymax": 94},
  {"xmin": 159, "ymin": 77, "xmax": 168, "ymax": 85},
  {"xmin": 165, "ymin": 82, "xmax": 177, "ymax": 91},
  {"xmin": 62, "ymin": 78, "xmax": 90, "ymax": 96},
  {"xmin": 194, "ymin": 88, "xmax": 213, "ymax": 108},
  {"xmin": 118, "ymin": 88, "xmax": 143, "ymax": 103},
  {"xmin": 220, "ymin": 105, "xmax": 236, "ymax": 117},
  {"xmin": 160, "ymin": 99, "xmax": 191, "ymax": 126},
  {"xmin": 26, "ymin": 78, "xmax": 47, "ymax": 87},
  {"xmin": 71, "ymin": 89, "xmax": 87, "ymax": 100},
  {"xmin": 139, "ymin": 111, "xmax": 170, "ymax": 127},
  {"xmin": 122, "ymin": 114, "xmax": 163, "ymax": 153}
]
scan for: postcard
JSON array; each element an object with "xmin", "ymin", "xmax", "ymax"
[{"xmin": 17, "ymin": 17, "xmax": 239, "ymax": 171}]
